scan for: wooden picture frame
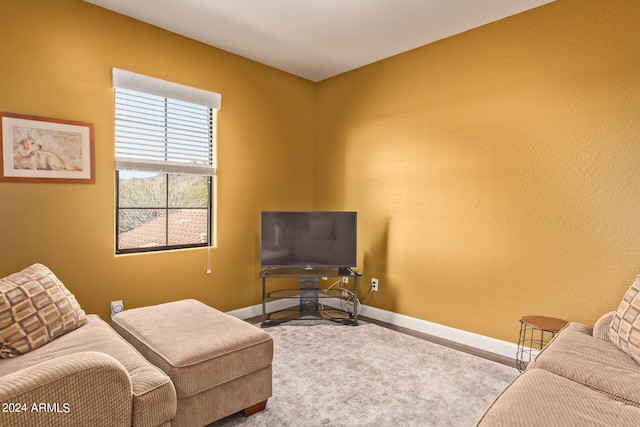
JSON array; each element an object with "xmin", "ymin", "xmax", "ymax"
[{"xmin": 0, "ymin": 112, "xmax": 95, "ymax": 183}]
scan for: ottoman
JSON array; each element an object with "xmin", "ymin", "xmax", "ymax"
[{"xmin": 112, "ymin": 299, "xmax": 273, "ymax": 427}]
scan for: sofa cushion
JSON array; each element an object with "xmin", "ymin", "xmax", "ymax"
[
  {"xmin": 0, "ymin": 263, "xmax": 87, "ymax": 358},
  {"xmin": 476, "ymin": 368, "xmax": 640, "ymax": 426},
  {"xmin": 610, "ymin": 275, "xmax": 640, "ymax": 365},
  {"xmin": 530, "ymin": 322, "xmax": 640, "ymax": 407},
  {"xmin": 594, "ymin": 311, "xmax": 615, "ymax": 341}
]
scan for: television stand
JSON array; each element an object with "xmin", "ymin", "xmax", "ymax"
[{"xmin": 259, "ymin": 268, "xmax": 361, "ymax": 327}]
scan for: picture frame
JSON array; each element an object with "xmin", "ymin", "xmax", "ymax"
[{"xmin": 0, "ymin": 112, "xmax": 95, "ymax": 183}]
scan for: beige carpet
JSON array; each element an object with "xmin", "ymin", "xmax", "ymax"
[{"xmin": 210, "ymin": 321, "xmax": 518, "ymax": 426}]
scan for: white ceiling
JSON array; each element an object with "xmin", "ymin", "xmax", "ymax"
[{"xmin": 84, "ymin": 0, "xmax": 555, "ymax": 82}]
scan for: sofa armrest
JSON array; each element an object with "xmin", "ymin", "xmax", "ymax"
[
  {"xmin": 0, "ymin": 351, "xmax": 133, "ymax": 427},
  {"xmin": 593, "ymin": 311, "xmax": 616, "ymax": 341}
]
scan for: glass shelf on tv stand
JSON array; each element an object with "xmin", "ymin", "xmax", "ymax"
[{"xmin": 259, "ymin": 268, "xmax": 361, "ymax": 327}]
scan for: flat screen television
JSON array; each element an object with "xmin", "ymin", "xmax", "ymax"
[{"xmin": 260, "ymin": 211, "xmax": 357, "ymax": 269}]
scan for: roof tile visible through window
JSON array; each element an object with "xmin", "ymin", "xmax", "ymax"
[{"xmin": 119, "ymin": 210, "xmax": 208, "ymax": 249}]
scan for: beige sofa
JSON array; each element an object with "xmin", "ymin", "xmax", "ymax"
[
  {"xmin": 0, "ymin": 264, "xmax": 176, "ymax": 427},
  {"xmin": 478, "ymin": 276, "xmax": 640, "ymax": 426},
  {"xmin": 0, "ymin": 315, "xmax": 177, "ymax": 427}
]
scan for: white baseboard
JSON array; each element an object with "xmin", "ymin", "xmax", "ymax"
[
  {"xmin": 227, "ymin": 301, "xmax": 518, "ymax": 360},
  {"xmin": 356, "ymin": 305, "xmax": 518, "ymax": 360}
]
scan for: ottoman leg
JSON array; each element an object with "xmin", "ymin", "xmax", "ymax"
[{"xmin": 244, "ymin": 399, "xmax": 268, "ymax": 417}]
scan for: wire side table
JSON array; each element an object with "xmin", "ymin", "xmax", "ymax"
[{"xmin": 516, "ymin": 315, "xmax": 568, "ymax": 372}]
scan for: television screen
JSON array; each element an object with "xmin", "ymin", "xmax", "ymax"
[{"xmin": 260, "ymin": 211, "xmax": 357, "ymax": 269}]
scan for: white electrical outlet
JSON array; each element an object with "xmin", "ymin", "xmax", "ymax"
[
  {"xmin": 342, "ymin": 276, "xmax": 349, "ymax": 284},
  {"xmin": 371, "ymin": 278, "xmax": 379, "ymax": 292},
  {"xmin": 110, "ymin": 300, "xmax": 124, "ymax": 318}
]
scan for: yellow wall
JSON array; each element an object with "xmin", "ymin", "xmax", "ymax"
[
  {"xmin": 317, "ymin": 0, "xmax": 640, "ymax": 341},
  {"xmin": 2, "ymin": 0, "xmax": 639, "ymax": 344},
  {"xmin": 0, "ymin": 0, "xmax": 316, "ymax": 320}
]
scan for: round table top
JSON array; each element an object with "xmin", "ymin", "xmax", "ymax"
[{"xmin": 520, "ymin": 315, "xmax": 568, "ymax": 332}]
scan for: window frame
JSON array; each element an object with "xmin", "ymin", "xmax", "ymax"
[
  {"xmin": 115, "ymin": 172, "xmax": 213, "ymax": 254},
  {"xmin": 112, "ymin": 69, "xmax": 220, "ymax": 254}
]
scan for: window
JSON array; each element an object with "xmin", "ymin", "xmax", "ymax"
[{"xmin": 112, "ymin": 68, "xmax": 221, "ymax": 254}]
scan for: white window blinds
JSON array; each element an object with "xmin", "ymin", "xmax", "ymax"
[{"xmin": 112, "ymin": 68, "xmax": 221, "ymax": 176}]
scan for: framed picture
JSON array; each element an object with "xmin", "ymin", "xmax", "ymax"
[{"xmin": 0, "ymin": 112, "xmax": 95, "ymax": 183}]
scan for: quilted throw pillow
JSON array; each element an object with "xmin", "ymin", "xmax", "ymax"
[
  {"xmin": 0, "ymin": 263, "xmax": 87, "ymax": 358},
  {"xmin": 610, "ymin": 275, "xmax": 640, "ymax": 364}
]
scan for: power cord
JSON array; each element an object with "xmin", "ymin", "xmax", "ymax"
[{"xmin": 319, "ymin": 277, "xmax": 373, "ymax": 319}]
